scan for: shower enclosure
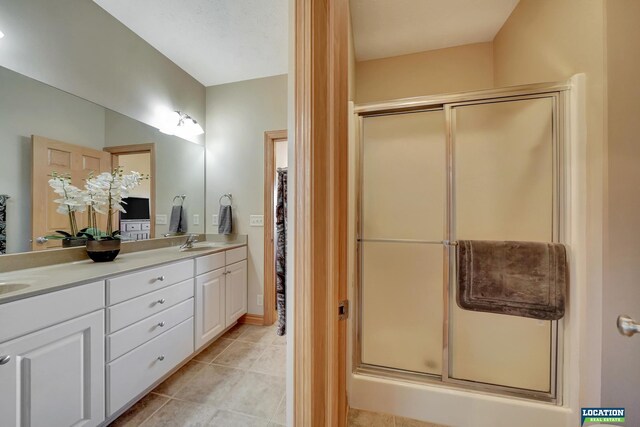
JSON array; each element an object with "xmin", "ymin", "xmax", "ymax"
[{"xmin": 354, "ymin": 83, "xmax": 567, "ymax": 402}]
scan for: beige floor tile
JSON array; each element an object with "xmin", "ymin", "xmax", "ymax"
[
  {"xmin": 348, "ymin": 408, "xmax": 394, "ymax": 427},
  {"xmin": 109, "ymin": 393, "xmax": 169, "ymax": 427},
  {"xmin": 213, "ymin": 340, "xmax": 267, "ymax": 369},
  {"xmin": 236, "ymin": 325, "xmax": 277, "ymax": 345},
  {"xmin": 193, "ymin": 338, "xmax": 234, "ymax": 363},
  {"xmin": 222, "ymin": 323, "xmax": 249, "ymax": 340},
  {"xmin": 209, "ymin": 409, "xmax": 269, "ymax": 426},
  {"xmin": 223, "ymin": 371, "xmax": 286, "ymax": 419},
  {"xmin": 174, "ymin": 364, "xmax": 245, "ymax": 406},
  {"xmin": 271, "ymin": 333, "xmax": 287, "ymax": 346},
  {"xmin": 153, "ymin": 360, "xmax": 207, "ymax": 397},
  {"xmin": 270, "ymin": 395, "xmax": 286, "ymax": 425},
  {"xmin": 142, "ymin": 399, "xmax": 217, "ymax": 427},
  {"xmin": 251, "ymin": 345, "xmax": 286, "ymax": 377},
  {"xmin": 395, "ymin": 416, "xmax": 447, "ymax": 427}
]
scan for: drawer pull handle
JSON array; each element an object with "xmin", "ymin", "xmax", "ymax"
[
  {"xmin": 157, "ymin": 298, "xmax": 166, "ymax": 305},
  {"xmin": 157, "ymin": 355, "xmax": 165, "ymax": 361},
  {"xmin": 158, "ymin": 321, "xmax": 166, "ymax": 327},
  {"xmin": 0, "ymin": 355, "xmax": 11, "ymax": 365},
  {"xmin": 156, "ymin": 276, "xmax": 166, "ymax": 282}
]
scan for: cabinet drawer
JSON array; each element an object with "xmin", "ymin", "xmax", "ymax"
[
  {"xmin": 107, "ymin": 317, "xmax": 194, "ymax": 416},
  {"xmin": 141, "ymin": 222, "xmax": 151, "ymax": 230},
  {"xmin": 195, "ymin": 252, "xmax": 225, "ymax": 276},
  {"xmin": 107, "ymin": 260, "xmax": 193, "ymax": 305},
  {"xmin": 225, "ymin": 246, "xmax": 247, "ymax": 265},
  {"xmin": 0, "ymin": 281, "xmax": 104, "ymax": 343},
  {"xmin": 108, "ymin": 279, "xmax": 194, "ymax": 333},
  {"xmin": 125, "ymin": 223, "xmax": 142, "ymax": 231},
  {"xmin": 107, "ymin": 299, "xmax": 194, "ymax": 361}
]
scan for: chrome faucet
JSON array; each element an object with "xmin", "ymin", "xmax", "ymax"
[{"xmin": 180, "ymin": 234, "xmax": 199, "ymax": 250}]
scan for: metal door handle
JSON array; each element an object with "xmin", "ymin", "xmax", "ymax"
[
  {"xmin": 156, "ymin": 276, "xmax": 165, "ymax": 282},
  {"xmin": 0, "ymin": 355, "xmax": 11, "ymax": 365},
  {"xmin": 156, "ymin": 298, "xmax": 166, "ymax": 305},
  {"xmin": 35, "ymin": 237, "xmax": 48, "ymax": 244},
  {"xmin": 158, "ymin": 321, "xmax": 166, "ymax": 327},
  {"xmin": 617, "ymin": 315, "xmax": 640, "ymax": 337},
  {"xmin": 157, "ymin": 355, "xmax": 165, "ymax": 361}
]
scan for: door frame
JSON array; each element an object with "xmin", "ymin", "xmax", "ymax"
[
  {"xmin": 293, "ymin": 0, "xmax": 348, "ymax": 425},
  {"xmin": 103, "ymin": 144, "xmax": 156, "ymax": 239},
  {"xmin": 264, "ymin": 129, "xmax": 288, "ymax": 326}
]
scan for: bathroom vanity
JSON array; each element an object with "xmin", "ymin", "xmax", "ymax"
[{"xmin": 0, "ymin": 241, "xmax": 247, "ymax": 426}]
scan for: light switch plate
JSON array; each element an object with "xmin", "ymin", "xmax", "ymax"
[
  {"xmin": 193, "ymin": 214, "xmax": 200, "ymax": 226},
  {"xmin": 156, "ymin": 214, "xmax": 167, "ymax": 225},
  {"xmin": 249, "ymin": 215, "xmax": 264, "ymax": 227},
  {"xmin": 211, "ymin": 214, "xmax": 219, "ymax": 226}
]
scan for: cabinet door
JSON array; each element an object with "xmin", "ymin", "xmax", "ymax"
[
  {"xmin": 0, "ymin": 310, "xmax": 105, "ymax": 427},
  {"xmin": 225, "ymin": 260, "xmax": 248, "ymax": 327},
  {"xmin": 195, "ymin": 268, "xmax": 226, "ymax": 349}
]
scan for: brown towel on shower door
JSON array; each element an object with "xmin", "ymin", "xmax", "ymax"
[{"xmin": 456, "ymin": 240, "xmax": 568, "ymax": 320}]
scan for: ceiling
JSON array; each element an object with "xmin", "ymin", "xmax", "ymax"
[
  {"xmin": 94, "ymin": 0, "xmax": 288, "ymax": 87},
  {"xmin": 350, "ymin": 0, "xmax": 520, "ymax": 61}
]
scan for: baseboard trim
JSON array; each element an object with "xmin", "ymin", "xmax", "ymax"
[{"xmin": 238, "ymin": 314, "xmax": 265, "ymax": 325}]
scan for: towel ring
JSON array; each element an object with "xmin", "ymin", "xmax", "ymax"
[
  {"xmin": 173, "ymin": 195, "xmax": 186, "ymax": 206},
  {"xmin": 219, "ymin": 193, "xmax": 232, "ymax": 206}
]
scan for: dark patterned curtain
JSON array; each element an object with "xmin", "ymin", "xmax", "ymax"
[
  {"xmin": 0, "ymin": 195, "xmax": 8, "ymax": 255},
  {"xmin": 275, "ymin": 168, "xmax": 287, "ymax": 336}
]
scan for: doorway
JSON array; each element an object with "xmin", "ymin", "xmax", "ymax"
[
  {"xmin": 263, "ymin": 130, "xmax": 288, "ymax": 327},
  {"xmin": 104, "ymin": 144, "xmax": 156, "ymax": 240}
]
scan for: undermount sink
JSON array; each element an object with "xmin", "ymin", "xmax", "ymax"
[
  {"xmin": 179, "ymin": 246, "xmax": 213, "ymax": 252},
  {"xmin": 0, "ymin": 283, "xmax": 30, "ymax": 295},
  {"xmin": 179, "ymin": 242, "xmax": 225, "ymax": 252}
]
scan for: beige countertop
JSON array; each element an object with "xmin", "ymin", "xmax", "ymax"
[{"xmin": 0, "ymin": 242, "xmax": 246, "ymax": 305}]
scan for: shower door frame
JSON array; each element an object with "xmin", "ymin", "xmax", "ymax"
[{"xmin": 353, "ymin": 82, "xmax": 569, "ymax": 404}]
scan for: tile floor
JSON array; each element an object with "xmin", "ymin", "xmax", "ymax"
[
  {"xmin": 110, "ymin": 323, "xmax": 286, "ymax": 427},
  {"xmin": 347, "ymin": 409, "xmax": 448, "ymax": 427}
]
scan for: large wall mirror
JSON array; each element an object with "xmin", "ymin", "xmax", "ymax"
[{"xmin": 0, "ymin": 67, "xmax": 205, "ymax": 255}]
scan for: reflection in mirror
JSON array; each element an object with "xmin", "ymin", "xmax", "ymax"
[{"xmin": 0, "ymin": 65, "xmax": 205, "ymax": 254}]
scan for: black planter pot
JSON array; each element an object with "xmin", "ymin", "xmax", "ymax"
[
  {"xmin": 86, "ymin": 239, "xmax": 121, "ymax": 262},
  {"xmin": 62, "ymin": 237, "xmax": 87, "ymax": 248}
]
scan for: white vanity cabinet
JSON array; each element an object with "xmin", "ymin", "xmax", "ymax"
[
  {"xmin": 105, "ymin": 260, "xmax": 195, "ymax": 416},
  {"xmin": 0, "ymin": 283, "xmax": 105, "ymax": 427},
  {"xmin": 195, "ymin": 268, "xmax": 226, "ymax": 349},
  {"xmin": 226, "ymin": 259, "xmax": 248, "ymax": 327},
  {"xmin": 0, "ymin": 243, "xmax": 248, "ymax": 425},
  {"xmin": 195, "ymin": 246, "xmax": 248, "ymax": 349}
]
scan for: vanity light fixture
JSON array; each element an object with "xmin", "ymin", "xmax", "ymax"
[{"xmin": 159, "ymin": 110, "xmax": 204, "ymax": 138}]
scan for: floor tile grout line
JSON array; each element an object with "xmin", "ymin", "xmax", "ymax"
[
  {"xmin": 136, "ymin": 394, "xmax": 171, "ymax": 427},
  {"xmin": 114, "ymin": 324, "xmax": 284, "ymax": 426},
  {"xmin": 267, "ymin": 393, "xmax": 286, "ymax": 425}
]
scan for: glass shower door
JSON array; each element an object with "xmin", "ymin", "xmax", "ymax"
[
  {"xmin": 448, "ymin": 96, "xmax": 557, "ymax": 393},
  {"xmin": 360, "ymin": 110, "xmax": 446, "ymax": 375},
  {"xmin": 356, "ymin": 91, "xmax": 562, "ymax": 401}
]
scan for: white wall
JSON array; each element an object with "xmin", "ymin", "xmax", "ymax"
[
  {"xmin": 356, "ymin": 42, "xmax": 494, "ymax": 103},
  {"xmin": 0, "ymin": 66, "xmax": 106, "ymax": 253},
  {"xmin": 104, "ymin": 110, "xmax": 205, "ymax": 237},
  {"xmin": 206, "ymin": 74, "xmax": 288, "ymax": 316},
  {"xmin": 0, "ymin": 0, "xmax": 205, "ymax": 142}
]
